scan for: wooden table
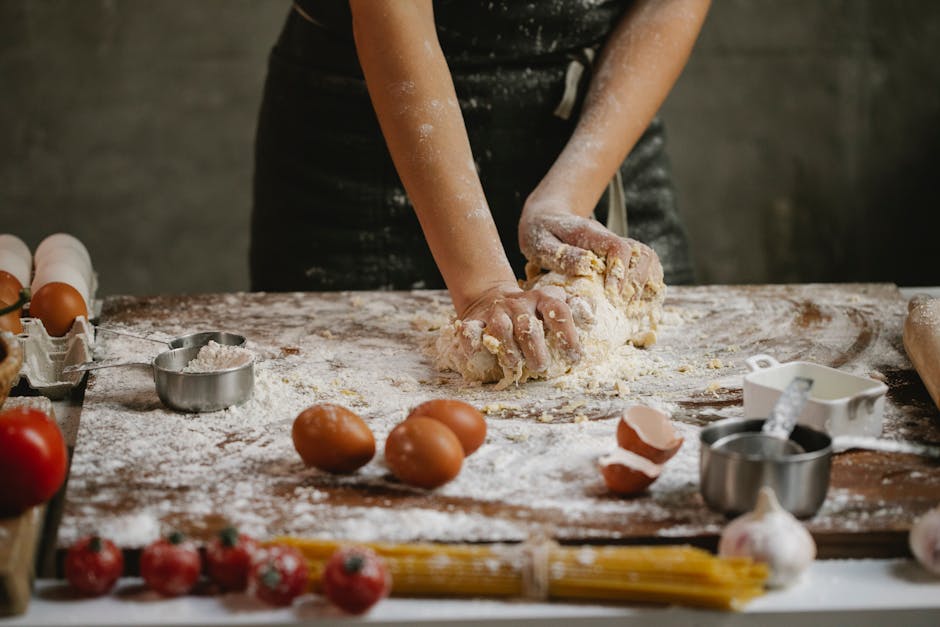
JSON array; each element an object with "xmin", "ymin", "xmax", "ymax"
[{"xmin": 54, "ymin": 284, "xmax": 940, "ymax": 561}]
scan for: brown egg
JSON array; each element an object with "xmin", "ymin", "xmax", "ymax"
[
  {"xmin": 28, "ymin": 282, "xmax": 88, "ymax": 337},
  {"xmin": 407, "ymin": 399, "xmax": 486, "ymax": 456},
  {"xmin": 598, "ymin": 449, "xmax": 661, "ymax": 496},
  {"xmin": 0, "ymin": 270, "xmax": 23, "ymax": 305},
  {"xmin": 292, "ymin": 404, "xmax": 376, "ymax": 474},
  {"xmin": 0, "ymin": 299, "xmax": 23, "ymax": 334},
  {"xmin": 384, "ymin": 417, "xmax": 463, "ymax": 489},
  {"xmin": 616, "ymin": 405, "xmax": 683, "ymax": 464}
]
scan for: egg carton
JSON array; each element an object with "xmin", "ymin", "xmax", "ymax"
[{"xmin": 16, "ymin": 315, "xmax": 96, "ymax": 399}]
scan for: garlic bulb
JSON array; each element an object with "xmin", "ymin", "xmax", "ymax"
[
  {"xmin": 909, "ymin": 505, "xmax": 940, "ymax": 575},
  {"xmin": 718, "ymin": 487, "xmax": 816, "ymax": 588}
]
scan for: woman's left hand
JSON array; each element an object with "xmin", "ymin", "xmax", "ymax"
[{"xmin": 518, "ymin": 201, "xmax": 663, "ymax": 301}]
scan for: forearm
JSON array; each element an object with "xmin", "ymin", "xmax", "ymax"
[
  {"xmin": 527, "ymin": 0, "xmax": 711, "ymax": 218},
  {"xmin": 350, "ymin": 0, "xmax": 516, "ymax": 314}
]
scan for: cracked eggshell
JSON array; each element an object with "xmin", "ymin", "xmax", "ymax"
[
  {"xmin": 616, "ymin": 405, "xmax": 683, "ymax": 464},
  {"xmin": 598, "ymin": 448, "xmax": 662, "ymax": 496}
]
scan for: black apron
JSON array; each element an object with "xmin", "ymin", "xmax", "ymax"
[{"xmin": 251, "ymin": 1, "xmax": 694, "ymax": 292}]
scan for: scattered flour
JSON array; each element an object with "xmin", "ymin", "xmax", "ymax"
[{"xmin": 58, "ymin": 286, "xmax": 924, "ymax": 549}]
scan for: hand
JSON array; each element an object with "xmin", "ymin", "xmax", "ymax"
[
  {"xmin": 458, "ymin": 282, "xmax": 581, "ymax": 374},
  {"xmin": 519, "ymin": 202, "xmax": 663, "ymax": 302}
]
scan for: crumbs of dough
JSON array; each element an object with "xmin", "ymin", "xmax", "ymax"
[
  {"xmin": 432, "ymin": 268, "xmax": 665, "ymax": 387},
  {"xmin": 705, "ymin": 381, "xmax": 722, "ymax": 395}
]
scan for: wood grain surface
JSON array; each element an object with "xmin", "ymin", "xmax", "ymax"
[{"xmin": 58, "ymin": 285, "xmax": 940, "ymax": 559}]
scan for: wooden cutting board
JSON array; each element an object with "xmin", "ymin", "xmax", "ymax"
[{"xmin": 57, "ymin": 285, "xmax": 940, "ymax": 559}]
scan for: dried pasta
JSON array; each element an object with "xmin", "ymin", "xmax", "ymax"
[{"xmin": 273, "ymin": 537, "xmax": 768, "ymax": 611}]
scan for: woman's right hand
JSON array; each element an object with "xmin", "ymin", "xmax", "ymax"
[{"xmin": 458, "ymin": 282, "xmax": 581, "ymax": 374}]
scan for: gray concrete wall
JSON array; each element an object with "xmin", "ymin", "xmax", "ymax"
[
  {"xmin": 664, "ymin": 0, "xmax": 939, "ymax": 286},
  {"xmin": 1, "ymin": 0, "xmax": 937, "ymax": 296},
  {"xmin": 0, "ymin": 0, "xmax": 286, "ymax": 296}
]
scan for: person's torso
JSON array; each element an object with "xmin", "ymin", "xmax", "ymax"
[{"xmin": 291, "ymin": 0, "xmax": 631, "ymax": 74}]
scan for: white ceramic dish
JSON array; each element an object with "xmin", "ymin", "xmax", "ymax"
[{"xmin": 743, "ymin": 354, "xmax": 888, "ymax": 438}]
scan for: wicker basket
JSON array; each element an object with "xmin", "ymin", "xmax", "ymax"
[{"xmin": 0, "ymin": 331, "xmax": 23, "ymax": 409}]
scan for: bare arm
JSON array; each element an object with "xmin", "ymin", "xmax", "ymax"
[
  {"xmin": 350, "ymin": 0, "xmax": 509, "ymax": 312},
  {"xmin": 350, "ymin": 0, "xmax": 580, "ymax": 370},
  {"xmin": 520, "ymin": 0, "xmax": 711, "ymax": 292}
]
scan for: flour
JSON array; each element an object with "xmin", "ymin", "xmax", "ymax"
[
  {"xmin": 60, "ymin": 292, "xmax": 693, "ymax": 548},
  {"xmin": 181, "ymin": 341, "xmax": 253, "ymax": 373},
  {"xmin": 59, "ymin": 286, "xmax": 928, "ymax": 550}
]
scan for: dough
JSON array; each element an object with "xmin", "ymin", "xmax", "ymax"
[{"xmin": 433, "ymin": 258, "xmax": 666, "ymax": 388}]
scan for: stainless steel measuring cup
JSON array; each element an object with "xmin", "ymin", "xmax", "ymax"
[
  {"xmin": 700, "ymin": 418, "xmax": 832, "ymax": 518},
  {"xmin": 711, "ymin": 376, "xmax": 814, "ymax": 457},
  {"xmin": 64, "ymin": 344, "xmax": 254, "ymax": 413},
  {"xmin": 152, "ymin": 345, "xmax": 254, "ymax": 412}
]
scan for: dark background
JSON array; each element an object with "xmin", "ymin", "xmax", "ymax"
[{"xmin": 1, "ymin": 0, "xmax": 937, "ymax": 296}]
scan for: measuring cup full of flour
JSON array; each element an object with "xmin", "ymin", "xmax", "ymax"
[
  {"xmin": 63, "ymin": 336, "xmax": 255, "ymax": 412},
  {"xmin": 151, "ymin": 341, "xmax": 255, "ymax": 412}
]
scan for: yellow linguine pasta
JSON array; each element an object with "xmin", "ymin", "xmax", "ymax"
[{"xmin": 273, "ymin": 537, "xmax": 768, "ymax": 611}]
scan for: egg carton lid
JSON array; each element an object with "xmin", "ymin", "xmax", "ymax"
[{"xmin": 16, "ymin": 315, "xmax": 96, "ymax": 399}]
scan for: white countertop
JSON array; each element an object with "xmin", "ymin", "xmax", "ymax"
[{"xmin": 7, "ymin": 559, "xmax": 940, "ymax": 627}]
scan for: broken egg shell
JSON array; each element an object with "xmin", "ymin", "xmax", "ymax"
[
  {"xmin": 598, "ymin": 448, "xmax": 662, "ymax": 496},
  {"xmin": 616, "ymin": 405, "xmax": 683, "ymax": 464}
]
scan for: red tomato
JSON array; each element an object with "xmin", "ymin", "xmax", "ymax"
[
  {"xmin": 205, "ymin": 526, "xmax": 259, "ymax": 592},
  {"xmin": 322, "ymin": 546, "xmax": 391, "ymax": 615},
  {"xmin": 0, "ymin": 407, "xmax": 68, "ymax": 516},
  {"xmin": 64, "ymin": 535, "xmax": 124, "ymax": 596},
  {"xmin": 249, "ymin": 545, "xmax": 309, "ymax": 607},
  {"xmin": 140, "ymin": 532, "xmax": 201, "ymax": 597}
]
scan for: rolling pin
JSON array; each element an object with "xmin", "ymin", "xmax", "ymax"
[{"xmin": 904, "ymin": 295, "xmax": 940, "ymax": 411}]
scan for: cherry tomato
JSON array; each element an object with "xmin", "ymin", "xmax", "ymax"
[
  {"xmin": 249, "ymin": 545, "xmax": 309, "ymax": 607},
  {"xmin": 322, "ymin": 546, "xmax": 391, "ymax": 615},
  {"xmin": 205, "ymin": 526, "xmax": 259, "ymax": 592},
  {"xmin": 0, "ymin": 407, "xmax": 68, "ymax": 516},
  {"xmin": 140, "ymin": 532, "xmax": 201, "ymax": 597},
  {"xmin": 64, "ymin": 535, "xmax": 124, "ymax": 596},
  {"xmin": 28, "ymin": 281, "xmax": 88, "ymax": 337}
]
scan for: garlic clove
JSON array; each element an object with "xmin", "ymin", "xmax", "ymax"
[
  {"xmin": 718, "ymin": 486, "xmax": 816, "ymax": 588},
  {"xmin": 598, "ymin": 448, "xmax": 662, "ymax": 496},
  {"xmin": 616, "ymin": 405, "xmax": 683, "ymax": 464},
  {"xmin": 909, "ymin": 505, "xmax": 940, "ymax": 575}
]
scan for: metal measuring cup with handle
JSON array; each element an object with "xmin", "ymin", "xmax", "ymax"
[{"xmin": 64, "ymin": 331, "xmax": 253, "ymax": 413}]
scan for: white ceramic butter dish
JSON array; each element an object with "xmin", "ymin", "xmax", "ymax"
[{"xmin": 743, "ymin": 354, "xmax": 888, "ymax": 438}]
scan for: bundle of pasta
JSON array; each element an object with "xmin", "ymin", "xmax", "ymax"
[{"xmin": 274, "ymin": 537, "xmax": 768, "ymax": 611}]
